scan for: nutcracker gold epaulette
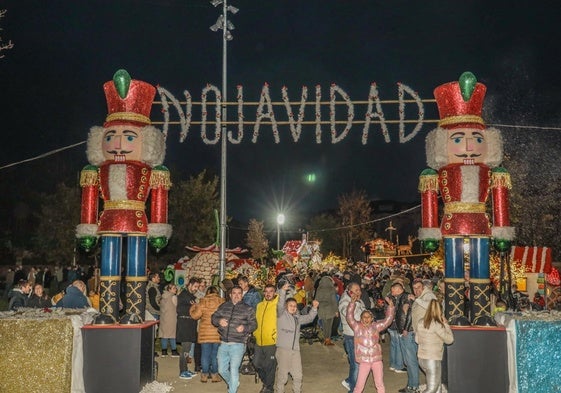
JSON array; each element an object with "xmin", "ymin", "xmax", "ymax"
[
  {"xmin": 150, "ymin": 165, "xmax": 172, "ymax": 189},
  {"xmin": 418, "ymin": 168, "xmax": 439, "ymax": 192},
  {"xmin": 80, "ymin": 165, "xmax": 99, "ymax": 187},
  {"xmin": 491, "ymin": 167, "xmax": 512, "ymax": 189}
]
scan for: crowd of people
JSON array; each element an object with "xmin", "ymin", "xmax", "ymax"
[
  {"xmin": 3, "ymin": 260, "xmax": 559, "ymax": 393},
  {"xmin": 138, "ymin": 261, "xmax": 460, "ymax": 393},
  {"xmin": 2, "ymin": 263, "xmax": 106, "ymax": 311}
]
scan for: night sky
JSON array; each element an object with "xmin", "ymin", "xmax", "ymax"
[{"xmin": 1, "ymin": 0, "xmax": 560, "ymax": 230}]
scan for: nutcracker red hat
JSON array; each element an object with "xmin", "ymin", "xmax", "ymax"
[
  {"xmin": 103, "ymin": 69, "xmax": 156, "ymax": 128},
  {"xmin": 434, "ymin": 71, "xmax": 486, "ymax": 130}
]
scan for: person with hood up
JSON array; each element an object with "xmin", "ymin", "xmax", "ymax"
[{"xmin": 314, "ymin": 274, "xmax": 338, "ymax": 345}]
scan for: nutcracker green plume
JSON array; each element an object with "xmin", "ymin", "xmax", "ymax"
[
  {"xmin": 459, "ymin": 71, "xmax": 477, "ymax": 102},
  {"xmin": 113, "ymin": 69, "xmax": 132, "ymax": 99}
]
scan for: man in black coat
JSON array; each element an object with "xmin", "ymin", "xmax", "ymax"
[
  {"xmin": 177, "ymin": 277, "xmax": 200, "ymax": 380},
  {"xmin": 8, "ymin": 279, "xmax": 31, "ymax": 310},
  {"xmin": 212, "ymin": 286, "xmax": 257, "ymax": 393}
]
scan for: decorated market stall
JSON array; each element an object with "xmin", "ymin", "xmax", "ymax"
[
  {"xmin": 178, "ymin": 244, "xmax": 248, "ymax": 285},
  {"xmin": 0, "ymin": 308, "xmax": 97, "ymax": 393}
]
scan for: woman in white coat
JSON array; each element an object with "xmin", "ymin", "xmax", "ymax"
[{"xmin": 415, "ymin": 299, "xmax": 454, "ymax": 393}]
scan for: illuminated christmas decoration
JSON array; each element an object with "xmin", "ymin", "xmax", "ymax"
[{"xmin": 155, "ymin": 81, "xmax": 426, "ymax": 145}]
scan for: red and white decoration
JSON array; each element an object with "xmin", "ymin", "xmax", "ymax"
[{"xmin": 510, "ymin": 246, "xmax": 552, "ymax": 274}]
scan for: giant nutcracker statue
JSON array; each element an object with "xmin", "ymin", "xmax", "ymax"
[
  {"xmin": 418, "ymin": 72, "xmax": 514, "ymax": 326},
  {"xmin": 76, "ymin": 69, "xmax": 171, "ymax": 324}
]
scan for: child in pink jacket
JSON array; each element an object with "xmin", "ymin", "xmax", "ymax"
[{"xmin": 346, "ymin": 295, "xmax": 395, "ymax": 393}]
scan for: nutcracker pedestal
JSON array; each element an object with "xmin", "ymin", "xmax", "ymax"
[
  {"xmin": 82, "ymin": 321, "xmax": 157, "ymax": 393},
  {"xmin": 442, "ymin": 326, "xmax": 508, "ymax": 393}
]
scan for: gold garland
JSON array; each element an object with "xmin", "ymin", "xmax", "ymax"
[
  {"xmin": 80, "ymin": 169, "xmax": 98, "ymax": 187},
  {"xmin": 104, "ymin": 200, "xmax": 145, "ymax": 210},
  {"xmin": 438, "ymin": 114, "xmax": 485, "ymax": 128},
  {"xmin": 491, "ymin": 171, "xmax": 512, "ymax": 189},
  {"xmin": 125, "ymin": 276, "xmax": 148, "ymax": 282},
  {"xmin": 105, "ymin": 111, "xmax": 151, "ymax": 125},
  {"xmin": 444, "ymin": 202, "xmax": 486, "ymax": 214},
  {"xmin": 418, "ymin": 174, "xmax": 439, "ymax": 192},
  {"xmin": 150, "ymin": 170, "xmax": 172, "ymax": 189}
]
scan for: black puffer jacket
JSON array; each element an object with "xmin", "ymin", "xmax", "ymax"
[
  {"xmin": 389, "ymin": 292, "xmax": 413, "ymax": 332},
  {"xmin": 211, "ymin": 300, "xmax": 257, "ymax": 343}
]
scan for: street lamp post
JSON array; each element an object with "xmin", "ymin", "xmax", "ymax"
[
  {"xmin": 277, "ymin": 213, "xmax": 285, "ymax": 250},
  {"xmin": 209, "ymin": 0, "xmax": 238, "ymax": 291}
]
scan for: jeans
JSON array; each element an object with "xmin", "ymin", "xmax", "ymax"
[
  {"xmin": 201, "ymin": 343, "xmax": 220, "ymax": 374},
  {"xmin": 399, "ymin": 332, "xmax": 419, "ymax": 388},
  {"xmin": 388, "ymin": 329, "xmax": 404, "ymax": 369},
  {"xmin": 343, "ymin": 334, "xmax": 359, "ymax": 392},
  {"xmin": 217, "ymin": 342, "xmax": 246, "ymax": 393},
  {"xmin": 160, "ymin": 337, "xmax": 177, "ymax": 351}
]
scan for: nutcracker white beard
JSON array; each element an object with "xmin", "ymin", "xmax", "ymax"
[
  {"xmin": 425, "ymin": 126, "xmax": 504, "ymax": 170},
  {"xmin": 86, "ymin": 125, "xmax": 166, "ymax": 167},
  {"xmin": 107, "ymin": 165, "xmax": 127, "ymax": 200}
]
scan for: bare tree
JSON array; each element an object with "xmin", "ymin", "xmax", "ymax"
[
  {"xmin": 338, "ymin": 189, "xmax": 372, "ymax": 259},
  {"xmin": 307, "ymin": 212, "xmax": 343, "ymax": 255},
  {"xmin": 246, "ymin": 219, "xmax": 269, "ymax": 263},
  {"xmin": 0, "ymin": 9, "xmax": 14, "ymax": 59}
]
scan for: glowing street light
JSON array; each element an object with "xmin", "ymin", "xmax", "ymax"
[{"xmin": 277, "ymin": 213, "xmax": 285, "ymax": 250}]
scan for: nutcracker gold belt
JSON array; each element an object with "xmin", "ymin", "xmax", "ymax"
[
  {"xmin": 104, "ymin": 200, "xmax": 146, "ymax": 210},
  {"xmin": 443, "ymin": 202, "xmax": 486, "ymax": 214}
]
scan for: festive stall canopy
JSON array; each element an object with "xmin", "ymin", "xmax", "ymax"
[
  {"xmin": 179, "ymin": 244, "xmax": 248, "ymax": 284},
  {"xmin": 510, "ymin": 246, "xmax": 552, "ymax": 274}
]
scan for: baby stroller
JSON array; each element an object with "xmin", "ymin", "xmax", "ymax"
[
  {"xmin": 299, "ymin": 306, "xmax": 322, "ymax": 345},
  {"xmin": 239, "ymin": 335, "xmax": 259, "ymax": 383}
]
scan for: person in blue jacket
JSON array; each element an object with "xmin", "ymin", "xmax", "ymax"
[{"xmin": 56, "ymin": 280, "xmax": 90, "ymax": 309}]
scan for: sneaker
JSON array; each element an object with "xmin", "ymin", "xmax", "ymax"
[
  {"xmin": 341, "ymin": 379, "xmax": 350, "ymax": 390},
  {"xmin": 161, "ymin": 349, "xmax": 168, "ymax": 357},
  {"xmin": 189, "ymin": 370, "xmax": 198, "ymax": 376},
  {"xmin": 394, "ymin": 368, "xmax": 407, "ymax": 374},
  {"xmin": 179, "ymin": 371, "xmax": 193, "ymax": 380},
  {"xmin": 389, "ymin": 367, "xmax": 396, "ymax": 372},
  {"xmin": 399, "ymin": 387, "xmax": 419, "ymax": 393},
  {"xmin": 170, "ymin": 350, "xmax": 180, "ymax": 358}
]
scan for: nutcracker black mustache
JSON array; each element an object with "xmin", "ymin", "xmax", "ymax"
[{"xmin": 106, "ymin": 150, "xmax": 133, "ymax": 155}]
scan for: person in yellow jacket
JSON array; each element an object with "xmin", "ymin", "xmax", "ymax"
[
  {"xmin": 293, "ymin": 282, "xmax": 307, "ymax": 310},
  {"xmin": 253, "ymin": 283, "xmax": 284, "ymax": 393}
]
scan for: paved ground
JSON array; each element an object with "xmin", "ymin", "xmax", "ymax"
[{"xmin": 155, "ymin": 337, "xmax": 424, "ymax": 392}]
